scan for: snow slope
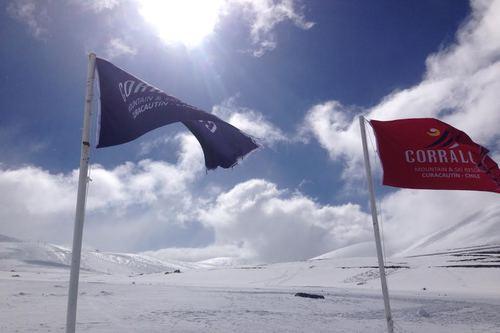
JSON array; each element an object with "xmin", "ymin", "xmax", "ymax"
[
  {"xmin": 127, "ymin": 244, "xmax": 500, "ymax": 298},
  {"xmin": 398, "ymin": 204, "xmax": 500, "ymax": 256},
  {"xmin": 1, "ymin": 235, "xmax": 500, "ymax": 332},
  {"xmin": 0, "ymin": 235, "xmax": 198, "ymax": 275}
]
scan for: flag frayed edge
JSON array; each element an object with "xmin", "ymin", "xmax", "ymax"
[{"xmin": 206, "ymin": 136, "xmax": 262, "ymax": 172}]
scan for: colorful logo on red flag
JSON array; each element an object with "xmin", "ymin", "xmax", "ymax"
[
  {"xmin": 370, "ymin": 118, "xmax": 500, "ymax": 193},
  {"xmin": 426, "ymin": 128, "xmax": 440, "ymax": 137}
]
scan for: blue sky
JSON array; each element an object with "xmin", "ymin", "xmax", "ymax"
[{"xmin": 1, "ymin": 0, "xmax": 499, "ymax": 263}]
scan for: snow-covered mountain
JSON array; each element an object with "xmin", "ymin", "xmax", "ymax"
[
  {"xmin": 313, "ymin": 204, "xmax": 500, "ymax": 260},
  {"xmin": 2, "ymin": 232, "xmax": 499, "ymax": 281},
  {"xmin": 2, "ymin": 233, "xmax": 500, "ymax": 332},
  {"xmin": 0, "ymin": 234, "xmax": 198, "ymax": 275},
  {"xmin": 398, "ymin": 204, "xmax": 500, "ymax": 256}
]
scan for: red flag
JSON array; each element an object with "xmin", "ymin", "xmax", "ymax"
[{"xmin": 370, "ymin": 118, "xmax": 500, "ymax": 193}]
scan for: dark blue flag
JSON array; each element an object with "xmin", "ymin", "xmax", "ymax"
[{"xmin": 95, "ymin": 57, "xmax": 258, "ymax": 169}]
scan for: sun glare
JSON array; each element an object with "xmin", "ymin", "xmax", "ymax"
[{"xmin": 137, "ymin": 0, "xmax": 224, "ymax": 46}]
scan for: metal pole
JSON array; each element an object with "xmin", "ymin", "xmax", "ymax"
[
  {"xmin": 359, "ymin": 116, "xmax": 394, "ymax": 333},
  {"xmin": 66, "ymin": 53, "xmax": 96, "ymax": 333}
]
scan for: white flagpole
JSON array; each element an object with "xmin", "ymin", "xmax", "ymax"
[
  {"xmin": 66, "ymin": 52, "xmax": 97, "ymax": 333},
  {"xmin": 359, "ymin": 116, "xmax": 394, "ymax": 333}
]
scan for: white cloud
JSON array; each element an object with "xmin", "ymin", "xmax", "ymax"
[
  {"xmin": 300, "ymin": 101, "xmax": 365, "ymax": 181},
  {"xmin": 3, "ymin": 153, "xmax": 498, "ymax": 262},
  {"xmin": 104, "ymin": 38, "xmax": 138, "ymax": 59},
  {"xmin": 0, "ymin": 133, "xmax": 205, "ymax": 250},
  {"xmin": 0, "ymin": 165, "xmax": 76, "ymax": 243},
  {"xmin": 6, "ymin": 0, "xmax": 499, "ymax": 264},
  {"xmin": 7, "ymin": 0, "xmax": 49, "ymax": 38},
  {"xmin": 196, "ymin": 179, "xmax": 371, "ymax": 263},
  {"xmin": 207, "ymin": 0, "xmax": 500, "ymax": 261},
  {"xmin": 212, "ymin": 97, "xmax": 287, "ymax": 146},
  {"xmin": 303, "ymin": 0, "xmax": 500, "ymax": 175},
  {"xmin": 300, "ymin": 0, "xmax": 500, "ymax": 254},
  {"xmin": 1, "ymin": 137, "xmax": 374, "ymax": 263},
  {"xmin": 226, "ymin": 0, "xmax": 314, "ymax": 56}
]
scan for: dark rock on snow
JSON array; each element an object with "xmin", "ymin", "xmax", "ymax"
[{"xmin": 294, "ymin": 292, "xmax": 325, "ymax": 299}]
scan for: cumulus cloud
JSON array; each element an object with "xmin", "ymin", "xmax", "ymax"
[
  {"xmin": 0, "ymin": 165, "xmax": 77, "ymax": 243},
  {"xmin": 303, "ymin": 0, "xmax": 500, "ymax": 176},
  {"xmin": 1, "ymin": 129, "xmax": 373, "ymax": 263},
  {"xmin": 6, "ymin": 0, "xmax": 498, "ymax": 263},
  {"xmin": 300, "ymin": 101, "xmax": 365, "ymax": 181},
  {"xmin": 196, "ymin": 179, "xmax": 371, "ymax": 263},
  {"xmin": 300, "ymin": 0, "xmax": 500, "ymax": 254},
  {"xmin": 0, "ymin": 133, "xmax": 205, "ymax": 250},
  {"xmin": 2, "ymin": 122, "xmax": 368, "ymax": 263},
  {"xmin": 144, "ymin": 179, "xmax": 372, "ymax": 264},
  {"xmin": 0, "ymin": 164, "xmax": 371, "ymax": 264},
  {"xmin": 212, "ymin": 97, "xmax": 287, "ymax": 146}
]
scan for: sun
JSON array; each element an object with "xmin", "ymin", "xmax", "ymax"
[{"xmin": 137, "ymin": 0, "xmax": 224, "ymax": 47}]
